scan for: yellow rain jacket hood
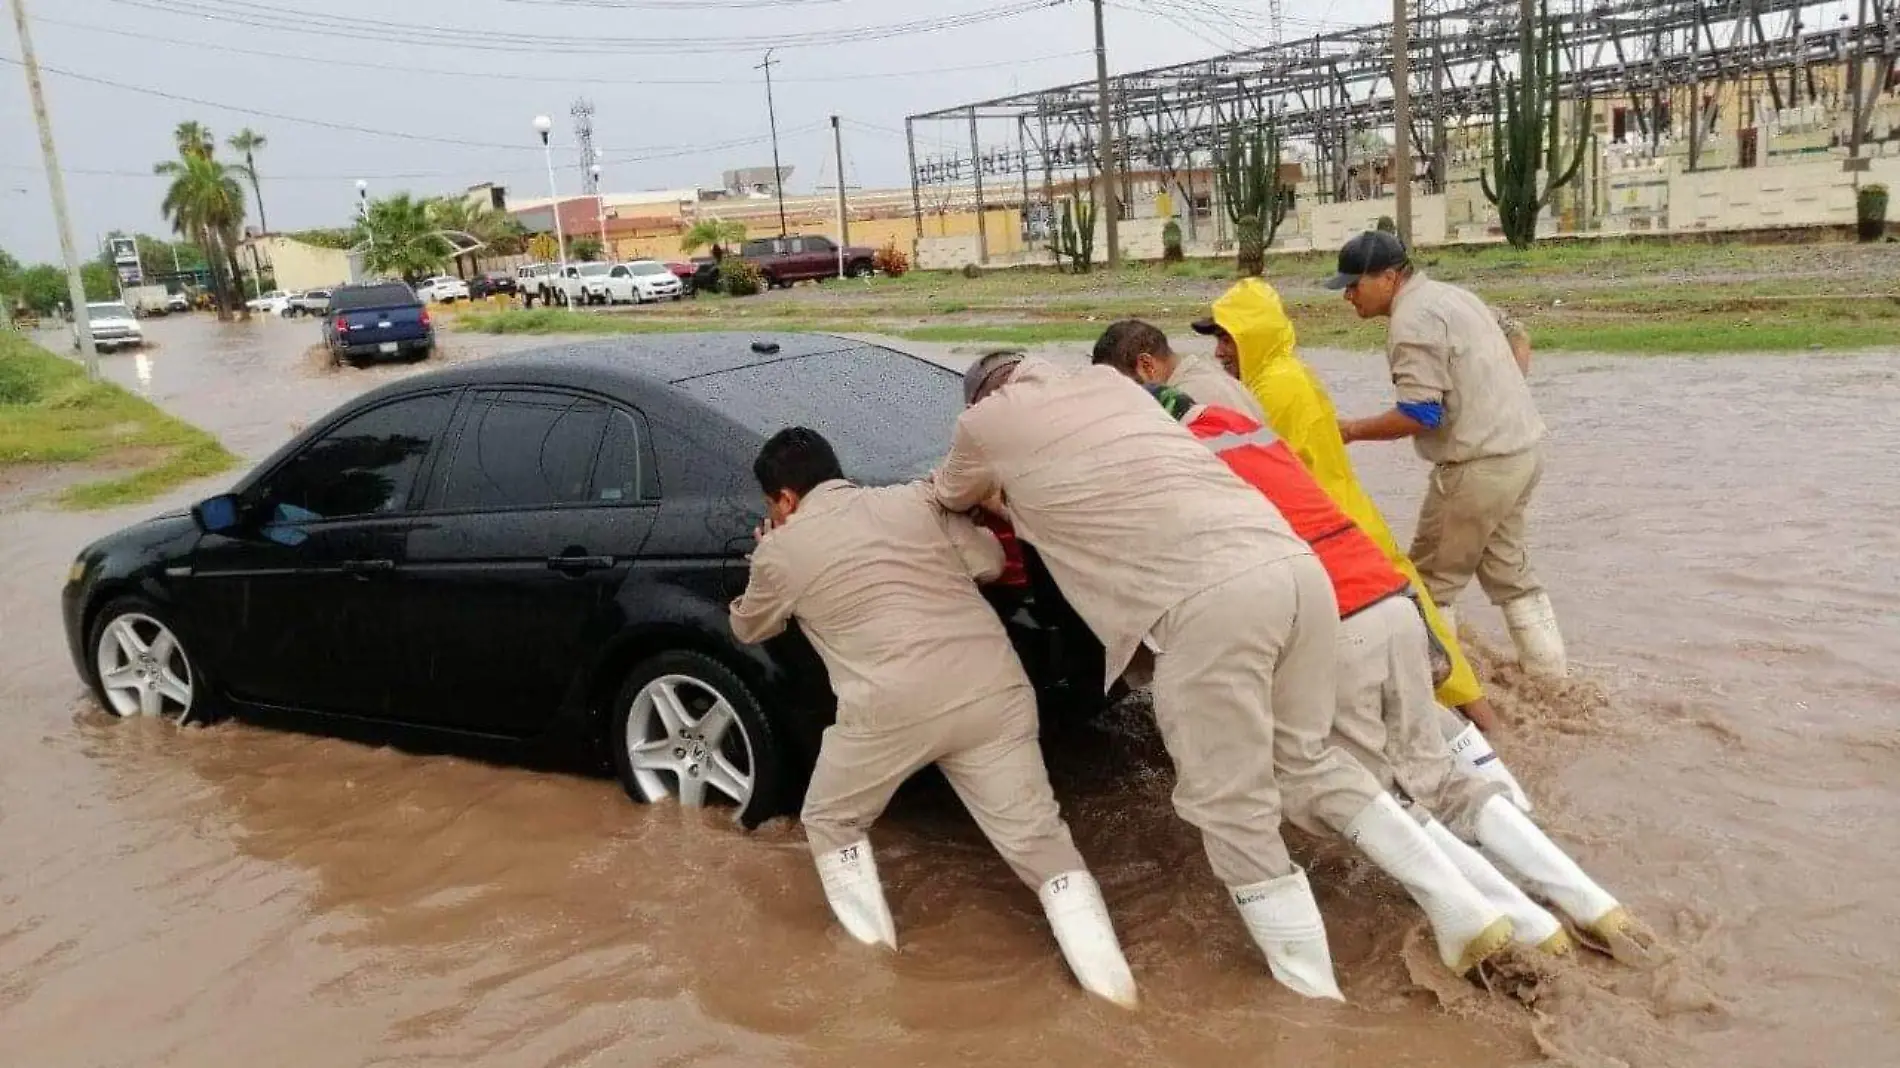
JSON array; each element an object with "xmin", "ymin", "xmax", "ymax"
[{"xmin": 1213, "ymin": 278, "xmax": 1485, "ymax": 709}]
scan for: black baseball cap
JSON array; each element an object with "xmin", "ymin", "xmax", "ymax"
[
  {"xmin": 1189, "ymin": 317, "xmax": 1225, "ymax": 336},
  {"xmin": 1323, "ymin": 230, "xmax": 1410, "ymax": 290}
]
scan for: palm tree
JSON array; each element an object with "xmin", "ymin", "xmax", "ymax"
[
  {"xmin": 359, "ymin": 193, "xmax": 453, "ymax": 282},
  {"xmin": 680, "ymin": 217, "xmax": 747, "ymax": 260},
  {"xmin": 227, "ymin": 128, "xmax": 270, "ymax": 234},
  {"xmin": 173, "ymin": 120, "xmax": 214, "ymax": 160},
  {"xmin": 155, "ymin": 151, "xmax": 248, "ymax": 321},
  {"xmin": 426, "ymin": 196, "xmax": 528, "ymax": 275}
]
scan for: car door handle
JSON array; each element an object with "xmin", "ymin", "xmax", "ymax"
[
  {"xmin": 340, "ymin": 558, "xmax": 395, "ymax": 577},
  {"xmin": 546, "ymin": 554, "xmax": 614, "ymax": 573}
]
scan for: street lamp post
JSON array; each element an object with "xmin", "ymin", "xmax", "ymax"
[
  {"xmin": 355, "ymin": 179, "xmax": 371, "ymax": 280},
  {"xmin": 591, "ymin": 162, "xmax": 609, "ymax": 261},
  {"xmin": 534, "ymin": 115, "xmax": 569, "ymax": 270}
]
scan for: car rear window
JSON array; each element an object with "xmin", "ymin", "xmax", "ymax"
[
  {"xmin": 331, "ymin": 283, "xmax": 416, "ymax": 310},
  {"xmin": 674, "ymin": 345, "xmax": 961, "ymax": 484}
]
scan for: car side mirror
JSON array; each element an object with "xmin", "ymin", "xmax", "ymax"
[{"xmin": 192, "ymin": 493, "xmax": 245, "ymax": 535}]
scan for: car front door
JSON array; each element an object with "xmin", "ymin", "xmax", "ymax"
[
  {"xmin": 186, "ymin": 390, "xmax": 458, "ymax": 718},
  {"xmin": 399, "ymin": 389, "xmax": 659, "ymax": 735}
]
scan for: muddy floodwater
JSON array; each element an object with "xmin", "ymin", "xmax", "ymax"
[{"xmin": 2, "ymin": 314, "xmax": 1895, "ymax": 1067}]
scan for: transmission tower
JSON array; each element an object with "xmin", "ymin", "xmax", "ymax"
[
  {"xmin": 571, "ymin": 97, "xmax": 598, "ymax": 194},
  {"xmin": 1265, "ymin": 0, "xmax": 1284, "ymax": 42}
]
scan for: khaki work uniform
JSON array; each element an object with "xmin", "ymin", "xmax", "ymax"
[
  {"xmin": 729, "ymin": 479, "xmax": 1085, "ymax": 889},
  {"xmin": 1332, "ymin": 597, "xmax": 1505, "ymax": 838},
  {"xmin": 932, "ymin": 359, "xmax": 1380, "ymax": 887},
  {"xmin": 1385, "ymin": 273, "xmax": 1548, "ymax": 609},
  {"xmin": 1168, "ymin": 351, "xmax": 1267, "ymax": 423}
]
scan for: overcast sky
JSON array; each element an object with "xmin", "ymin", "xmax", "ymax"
[{"xmin": 2, "ymin": 0, "xmax": 1386, "ymax": 263}]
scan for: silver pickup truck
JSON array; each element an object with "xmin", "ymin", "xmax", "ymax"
[{"xmin": 285, "ymin": 289, "xmax": 333, "ymax": 317}]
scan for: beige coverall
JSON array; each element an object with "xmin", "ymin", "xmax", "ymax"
[
  {"xmin": 728, "ymin": 479, "xmax": 1085, "ymax": 889},
  {"xmin": 1333, "ymin": 597, "xmax": 1506, "ymax": 838},
  {"xmin": 931, "ymin": 359, "xmax": 1380, "ymax": 887},
  {"xmin": 1168, "ymin": 351, "xmax": 1268, "ymax": 424},
  {"xmin": 1385, "ymin": 273, "xmax": 1549, "ymax": 609}
]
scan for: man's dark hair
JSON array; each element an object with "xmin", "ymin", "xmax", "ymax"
[
  {"xmin": 1090, "ymin": 319, "xmax": 1171, "ymax": 374},
  {"xmin": 753, "ymin": 426, "xmax": 843, "ymax": 497}
]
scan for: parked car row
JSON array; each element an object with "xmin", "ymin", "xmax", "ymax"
[{"xmin": 513, "ymin": 260, "xmax": 693, "ymax": 307}]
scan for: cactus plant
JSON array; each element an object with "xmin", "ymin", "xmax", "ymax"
[
  {"xmin": 1162, "ymin": 218, "xmax": 1184, "ymax": 263},
  {"xmin": 1858, "ymin": 184, "xmax": 1889, "ymax": 243},
  {"xmin": 1216, "ymin": 121, "xmax": 1289, "ymax": 275},
  {"xmin": 1481, "ymin": 0, "xmax": 1592, "ymax": 250},
  {"xmin": 1051, "ymin": 194, "xmax": 1098, "ymax": 274}
]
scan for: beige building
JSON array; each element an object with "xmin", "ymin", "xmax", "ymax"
[{"xmin": 239, "ymin": 235, "xmax": 357, "ymax": 292}]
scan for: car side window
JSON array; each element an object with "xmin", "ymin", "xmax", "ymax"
[
  {"xmin": 438, "ymin": 390, "xmax": 610, "ymax": 510},
  {"xmin": 803, "ymin": 237, "xmax": 833, "ymax": 253},
  {"xmin": 611, "ymin": 266, "xmax": 627, "ymax": 278},
  {"xmin": 259, "ymin": 392, "xmax": 455, "ymax": 522},
  {"xmin": 589, "ymin": 408, "xmax": 646, "ymax": 503}
]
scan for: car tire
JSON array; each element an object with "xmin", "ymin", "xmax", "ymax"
[
  {"xmin": 847, "ymin": 262, "xmax": 873, "ymax": 279},
  {"xmin": 86, "ymin": 596, "xmax": 212, "ymax": 724},
  {"xmin": 409, "ymin": 345, "xmax": 433, "ymax": 363},
  {"xmin": 607, "ymin": 649, "xmax": 784, "ymax": 829}
]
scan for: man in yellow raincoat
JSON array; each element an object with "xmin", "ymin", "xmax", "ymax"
[{"xmin": 1199, "ymin": 278, "xmax": 1529, "ymax": 808}]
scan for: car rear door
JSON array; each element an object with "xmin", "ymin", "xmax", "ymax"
[
  {"xmin": 398, "ymin": 389, "xmax": 659, "ymax": 735},
  {"xmin": 185, "ymin": 389, "xmax": 459, "ymax": 718}
]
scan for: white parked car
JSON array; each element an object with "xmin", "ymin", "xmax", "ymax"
[
  {"xmin": 601, "ymin": 260, "xmax": 686, "ymax": 304},
  {"xmin": 415, "ymin": 276, "xmax": 470, "ymax": 303},
  {"xmin": 74, "ymin": 301, "xmax": 144, "ymax": 353},
  {"xmin": 246, "ymin": 290, "xmax": 293, "ymax": 316},
  {"xmin": 165, "ymin": 292, "xmax": 190, "ymax": 313},
  {"xmin": 565, "ymin": 263, "xmax": 614, "ymax": 305}
]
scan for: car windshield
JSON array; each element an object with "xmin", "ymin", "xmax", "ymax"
[
  {"xmin": 627, "ymin": 261, "xmax": 671, "ymax": 276},
  {"xmin": 578, "ymin": 264, "xmax": 611, "ymax": 277},
  {"xmin": 674, "ymin": 345, "xmax": 961, "ymax": 484},
  {"xmin": 87, "ymin": 303, "xmax": 132, "ymax": 319},
  {"xmin": 330, "ymin": 283, "xmax": 416, "ymax": 310}
]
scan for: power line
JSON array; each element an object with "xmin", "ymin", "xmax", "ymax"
[
  {"xmin": 0, "ymin": 54, "xmax": 823, "ymax": 162},
  {"xmin": 32, "ymin": 15, "xmax": 1091, "ymax": 87},
  {"xmin": 95, "ymin": 0, "xmax": 1066, "ymax": 55}
]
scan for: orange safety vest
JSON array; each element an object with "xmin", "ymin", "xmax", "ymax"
[{"xmin": 1187, "ymin": 405, "xmax": 1410, "ymax": 619}]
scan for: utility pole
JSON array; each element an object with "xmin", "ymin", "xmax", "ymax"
[
  {"xmin": 1391, "ymin": 0, "xmax": 1413, "ymax": 247},
  {"xmin": 9, "ymin": 0, "xmax": 95, "ymax": 377},
  {"xmin": 1091, "ymin": 0, "xmax": 1120, "ymax": 268},
  {"xmin": 758, "ymin": 50, "xmax": 789, "ymax": 238},
  {"xmin": 830, "ymin": 115, "xmax": 849, "ymax": 278}
]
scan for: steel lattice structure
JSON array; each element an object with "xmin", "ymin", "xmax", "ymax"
[{"xmin": 904, "ymin": 0, "xmax": 1896, "ymax": 231}]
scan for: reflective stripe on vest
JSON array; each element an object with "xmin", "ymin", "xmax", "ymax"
[{"xmin": 1199, "ymin": 428, "xmax": 1283, "ymax": 454}]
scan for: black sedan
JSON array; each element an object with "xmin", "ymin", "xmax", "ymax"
[{"xmin": 61, "ymin": 334, "xmax": 1111, "ymax": 826}]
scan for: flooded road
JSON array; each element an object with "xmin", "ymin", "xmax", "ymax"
[{"xmin": 2, "ymin": 313, "xmax": 1895, "ymax": 1067}]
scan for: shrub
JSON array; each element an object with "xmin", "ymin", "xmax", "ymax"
[
  {"xmin": 873, "ymin": 240, "xmax": 909, "ymax": 277},
  {"xmin": 1162, "ymin": 219, "xmax": 1184, "ymax": 263},
  {"xmin": 1857, "ymin": 184, "xmax": 1888, "ymax": 243},
  {"xmin": 719, "ymin": 258, "xmax": 765, "ymax": 297},
  {"xmin": 1375, "ymin": 215, "xmax": 1397, "ymax": 234},
  {"xmin": 961, "ymin": 263, "xmax": 981, "ymax": 279}
]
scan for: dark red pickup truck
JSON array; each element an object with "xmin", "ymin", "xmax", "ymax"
[{"xmin": 739, "ymin": 235, "xmax": 876, "ymax": 286}]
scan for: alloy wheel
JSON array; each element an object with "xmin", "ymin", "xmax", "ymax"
[
  {"xmin": 623, "ymin": 673, "xmax": 755, "ymax": 809},
  {"xmin": 94, "ymin": 612, "xmax": 194, "ymax": 720}
]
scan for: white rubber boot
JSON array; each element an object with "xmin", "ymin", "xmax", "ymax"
[
  {"xmin": 1039, "ymin": 871, "xmax": 1139, "ymax": 1008},
  {"xmin": 1345, "ymin": 794, "xmax": 1514, "ymax": 974},
  {"xmin": 814, "ymin": 839, "xmax": 896, "ymax": 949},
  {"xmin": 1231, "ymin": 868, "xmax": 1344, "ymax": 1001},
  {"xmin": 1422, "ymin": 818, "xmax": 1572, "ymax": 956},
  {"xmin": 1473, "ymin": 796, "xmax": 1635, "ymax": 945},
  {"xmin": 1502, "ymin": 592, "xmax": 1568, "ymax": 680},
  {"xmin": 1447, "ymin": 721, "xmax": 1533, "ymax": 813}
]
